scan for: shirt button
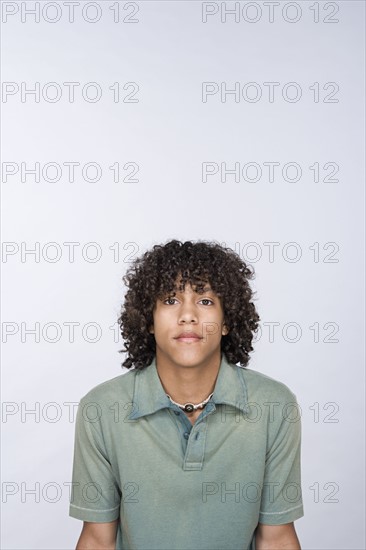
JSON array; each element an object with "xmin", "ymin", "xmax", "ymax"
[
  {"xmin": 174, "ymin": 411, "xmax": 180, "ymax": 415},
  {"xmin": 184, "ymin": 432, "xmax": 190, "ymax": 439}
]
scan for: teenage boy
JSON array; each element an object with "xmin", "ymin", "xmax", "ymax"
[{"xmin": 69, "ymin": 239, "xmax": 304, "ymax": 549}]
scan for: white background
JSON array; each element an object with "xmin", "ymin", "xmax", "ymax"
[{"xmin": 1, "ymin": 1, "xmax": 365, "ymax": 548}]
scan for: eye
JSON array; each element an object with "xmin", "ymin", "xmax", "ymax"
[
  {"xmin": 163, "ymin": 297, "xmax": 178, "ymax": 305},
  {"xmin": 199, "ymin": 299, "xmax": 214, "ymax": 306}
]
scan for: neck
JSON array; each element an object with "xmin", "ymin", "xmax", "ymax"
[{"xmin": 155, "ymin": 350, "xmax": 222, "ymax": 404}]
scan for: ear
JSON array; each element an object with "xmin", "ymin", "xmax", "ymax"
[
  {"xmin": 222, "ymin": 324, "xmax": 229, "ymax": 336},
  {"xmin": 148, "ymin": 324, "xmax": 154, "ymax": 334}
]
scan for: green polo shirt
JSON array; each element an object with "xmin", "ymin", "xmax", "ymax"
[{"xmin": 69, "ymin": 353, "xmax": 304, "ymax": 549}]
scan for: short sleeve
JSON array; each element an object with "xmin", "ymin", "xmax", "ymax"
[
  {"xmin": 69, "ymin": 397, "xmax": 121, "ymax": 522},
  {"xmin": 258, "ymin": 396, "xmax": 304, "ymax": 525}
]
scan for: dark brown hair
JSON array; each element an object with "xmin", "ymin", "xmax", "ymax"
[{"xmin": 117, "ymin": 239, "xmax": 260, "ymax": 370}]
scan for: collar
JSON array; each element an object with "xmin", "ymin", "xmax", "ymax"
[{"xmin": 127, "ymin": 353, "xmax": 250, "ymax": 420}]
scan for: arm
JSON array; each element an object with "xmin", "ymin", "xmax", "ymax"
[
  {"xmin": 75, "ymin": 520, "xmax": 118, "ymax": 550},
  {"xmin": 255, "ymin": 522, "xmax": 301, "ymax": 550}
]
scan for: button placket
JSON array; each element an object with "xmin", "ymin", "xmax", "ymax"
[
  {"xmin": 167, "ymin": 406, "xmax": 193, "ymax": 455},
  {"xmin": 182, "ymin": 418, "xmax": 209, "ymax": 471}
]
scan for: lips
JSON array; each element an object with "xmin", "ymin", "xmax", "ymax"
[{"xmin": 174, "ymin": 331, "xmax": 202, "ymax": 340}]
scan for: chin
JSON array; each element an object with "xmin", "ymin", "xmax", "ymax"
[{"xmin": 173, "ymin": 354, "xmax": 213, "ymax": 367}]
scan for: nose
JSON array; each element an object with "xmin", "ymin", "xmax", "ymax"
[{"xmin": 178, "ymin": 299, "xmax": 198, "ymax": 324}]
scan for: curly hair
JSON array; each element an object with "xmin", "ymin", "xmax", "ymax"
[{"xmin": 117, "ymin": 239, "xmax": 260, "ymax": 370}]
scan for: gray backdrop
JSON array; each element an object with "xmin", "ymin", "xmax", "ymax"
[{"xmin": 1, "ymin": 1, "xmax": 365, "ymax": 548}]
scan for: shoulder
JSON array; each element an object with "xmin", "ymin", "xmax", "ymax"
[
  {"xmin": 236, "ymin": 365, "xmax": 298, "ymax": 403},
  {"xmin": 235, "ymin": 366, "xmax": 302, "ymax": 436},
  {"xmin": 79, "ymin": 368, "xmax": 137, "ymax": 406}
]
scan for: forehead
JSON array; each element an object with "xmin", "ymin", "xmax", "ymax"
[
  {"xmin": 170, "ymin": 277, "xmax": 217, "ymax": 296},
  {"xmin": 172, "ymin": 284, "xmax": 213, "ymax": 294},
  {"xmin": 172, "ymin": 273, "xmax": 212, "ymax": 291},
  {"xmin": 154, "ymin": 271, "xmax": 220, "ymax": 301}
]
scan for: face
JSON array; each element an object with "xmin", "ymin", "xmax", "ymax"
[{"xmin": 149, "ymin": 278, "xmax": 229, "ymax": 369}]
